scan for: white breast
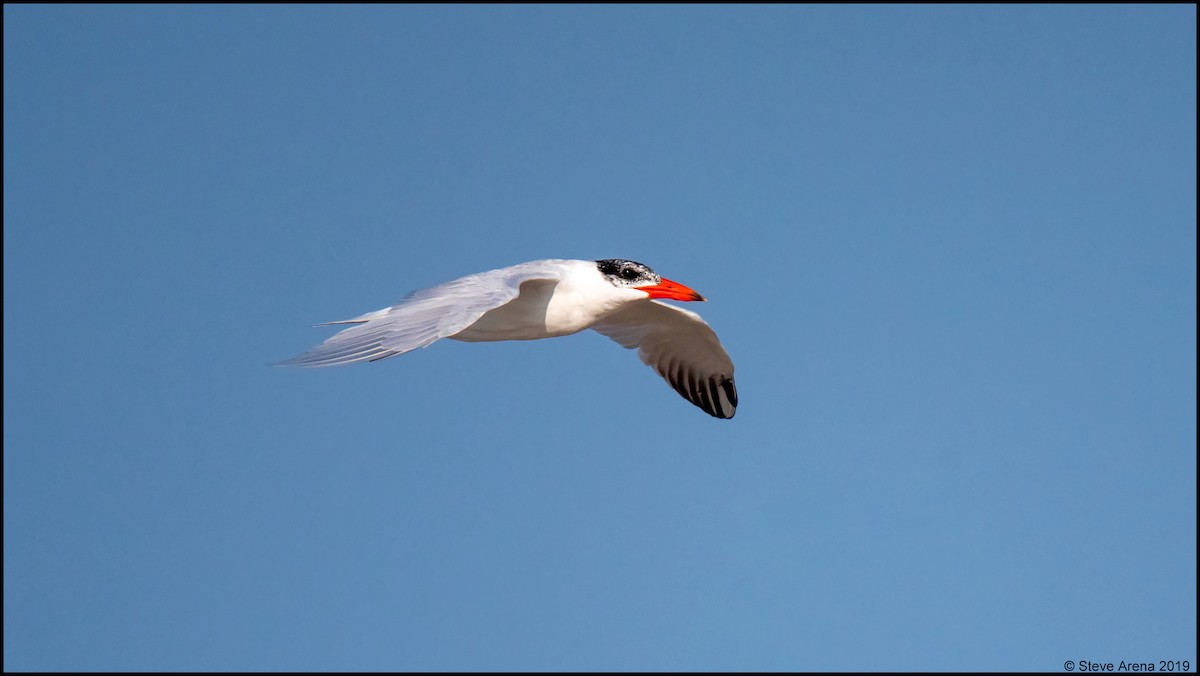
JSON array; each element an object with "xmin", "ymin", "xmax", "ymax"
[{"xmin": 449, "ymin": 260, "xmax": 643, "ymax": 342}]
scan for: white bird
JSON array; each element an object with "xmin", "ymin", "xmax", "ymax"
[{"xmin": 277, "ymin": 259, "xmax": 737, "ymax": 418}]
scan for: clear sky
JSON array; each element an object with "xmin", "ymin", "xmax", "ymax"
[{"xmin": 4, "ymin": 5, "xmax": 1196, "ymax": 672}]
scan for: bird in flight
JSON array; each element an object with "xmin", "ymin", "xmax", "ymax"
[{"xmin": 277, "ymin": 259, "xmax": 737, "ymax": 418}]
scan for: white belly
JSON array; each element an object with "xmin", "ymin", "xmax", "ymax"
[{"xmin": 450, "ymin": 279, "xmax": 599, "ymax": 342}]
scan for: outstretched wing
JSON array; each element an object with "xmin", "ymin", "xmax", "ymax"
[
  {"xmin": 591, "ymin": 301, "xmax": 737, "ymax": 419},
  {"xmin": 275, "ymin": 260, "xmax": 567, "ymax": 367}
]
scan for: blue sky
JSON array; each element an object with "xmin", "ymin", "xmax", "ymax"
[{"xmin": 4, "ymin": 5, "xmax": 1195, "ymax": 671}]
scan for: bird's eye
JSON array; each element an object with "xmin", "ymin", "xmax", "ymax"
[{"xmin": 621, "ymin": 268, "xmax": 639, "ymax": 280}]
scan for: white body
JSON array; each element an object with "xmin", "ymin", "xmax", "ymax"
[
  {"xmin": 450, "ymin": 261, "xmax": 646, "ymax": 342},
  {"xmin": 278, "ymin": 259, "xmax": 738, "ymax": 418}
]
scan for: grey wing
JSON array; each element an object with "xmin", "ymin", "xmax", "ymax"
[
  {"xmin": 591, "ymin": 301, "xmax": 737, "ymax": 419},
  {"xmin": 275, "ymin": 260, "xmax": 567, "ymax": 367}
]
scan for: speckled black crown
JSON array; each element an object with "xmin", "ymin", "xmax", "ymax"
[{"xmin": 595, "ymin": 259, "xmax": 661, "ymax": 287}]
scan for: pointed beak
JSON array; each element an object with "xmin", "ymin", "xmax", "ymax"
[{"xmin": 638, "ymin": 277, "xmax": 706, "ymax": 302}]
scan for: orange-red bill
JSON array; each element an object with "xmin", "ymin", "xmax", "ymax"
[{"xmin": 639, "ymin": 277, "xmax": 706, "ymax": 302}]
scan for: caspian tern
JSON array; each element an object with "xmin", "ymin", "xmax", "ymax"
[{"xmin": 277, "ymin": 259, "xmax": 737, "ymax": 418}]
